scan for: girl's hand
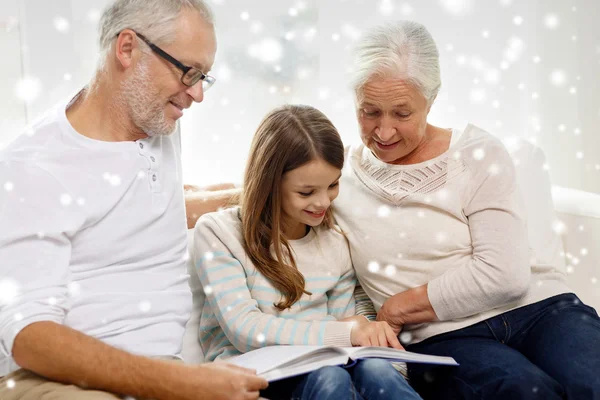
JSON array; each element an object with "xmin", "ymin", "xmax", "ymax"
[{"xmin": 346, "ymin": 316, "xmax": 404, "ymax": 349}]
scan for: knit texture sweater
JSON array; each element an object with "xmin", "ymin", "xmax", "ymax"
[{"xmin": 333, "ymin": 124, "xmax": 570, "ymax": 344}]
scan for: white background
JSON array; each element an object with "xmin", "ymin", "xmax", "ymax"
[{"xmin": 1, "ymin": 0, "xmax": 599, "ymax": 192}]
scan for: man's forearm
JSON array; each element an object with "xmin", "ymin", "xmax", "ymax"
[
  {"xmin": 12, "ymin": 321, "xmax": 179, "ymax": 399},
  {"xmin": 185, "ymin": 188, "xmax": 240, "ymax": 228}
]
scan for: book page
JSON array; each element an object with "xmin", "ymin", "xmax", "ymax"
[
  {"xmin": 228, "ymin": 345, "xmax": 347, "ymax": 375},
  {"xmin": 343, "ymin": 346, "xmax": 458, "ymax": 366}
]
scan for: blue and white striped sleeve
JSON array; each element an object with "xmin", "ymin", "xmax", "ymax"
[{"xmin": 193, "ymin": 214, "xmax": 353, "ymax": 352}]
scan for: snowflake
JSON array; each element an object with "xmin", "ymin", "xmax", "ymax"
[
  {"xmin": 367, "ymin": 261, "xmax": 380, "ymax": 273},
  {"xmin": 550, "ymin": 70, "xmax": 567, "ymax": 87},
  {"xmin": 240, "ymin": 11, "xmax": 249, "ymax": 21},
  {"xmin": 205, "ymin": 252, "xmax": 214, "ymax": 261},
  {"xmin": 48, "ymin": 297, "xmax": 57, "ymax": 306},
  {"xmin": 250, "ymin": 22, "xmax": 263, "ymax": 34},
  {"xmin": 552, "ymin": 220, "xmax": 566, "ymax": 235},
  {"xmin": 14, "ymin": 313, "xmax": 23, "ymax": 321},
  {"xmin": 377, "ymin": 205, "xmax": 391, "ymax": 218},
  {"xmin": 257, "ymin": 333, "xmax": 266, "ymax": 343},
  {"xmin": 204, "ymin": 285, "xmax": 213, "ymax": 295},
  {"xmin": 68, "ymin": 282, "xmax": 81, "ymax": 297},
  {"xmin": 576, "ymin": 152, "xmax": 584, "ymax": 160},
  {"xmin": 400, "ymin": 331, "xmax": 413, "ymax": 344},
  {"xmin": 379, "ymin": 0, "xmax": 394, "ymax": 15},
  {"xmin": 513, "ymin": 15, "xmax": 523, "ymax": 26},
  {"xmin": 139, "ymin": 301, "xmax": 151, "ymax": 312},
  {"xmin": 87, "ymin": 9, "xmax": 101, "ymax": 23},
  {"xmin": 288, "ymin": 7, "xmax": 298, "ymax": 16},
  {"xmin": 6, "ymin": 379, "xmax": 15, "ymax": 389},
  {"xmin": 488, "ymin": 163, "xmax": 500, "ymax": 175},
  {"xmin": 0, "ymin": 279, "xmax": 20, "ymax": 305},
  {"xmin": 439, "ymin": 0, "xmax": 474, "ymax": 16},
  {"xmin": 53, "ymin": 16, "xmax": 70, "ymax": 33},
  {"xmin": 60, "ymin": 194, "xmax": 73, "ymax": 206},
  {"xmin": 566, "ymin": 265, "xmax": 574, "ymax": 274},
  {"xmin": 15, "ymin": 76, "xmax": 42, "ymax": 103},
  {"xmin": 544, "ymin": 14, "xmax": 559, "ymax": 29},
  {"xmin": 4, "ymin": 181, "xmax": 14, "ymax": 192},
  {"xmin": 384, "ymin": 265, "xmax": 396, "ymax": 277},
  {"xmin": 472, "ymin": 148, "xmax": 485, "ymax": 160},
  {"xmin": 470, "ymin": 88, "xmax": 486, "ymax": 103},
  {"xmin": 248, "ymin": 38, "xmax": 283, "ymax": 64},
  {"xmin": 592, "ymin": 277, "xmax": 598, "ymax": 285}
]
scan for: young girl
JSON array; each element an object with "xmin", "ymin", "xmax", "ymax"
[{"xmin": 193, "ymin": 105, "xmax": 421, "ymax": 400}]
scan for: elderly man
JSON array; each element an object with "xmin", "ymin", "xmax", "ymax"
[{"xmin": 0, "ymin": 0, "xmax": 267, "ymax": 399}]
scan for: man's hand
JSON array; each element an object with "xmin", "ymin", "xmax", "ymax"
[
  {"xmin": 344, "ymin": 316, "xmax": 404, "ymax": 349},
  {"xmin": 175, "ymin": 362, "xmax": 268, "ymax": 400}
]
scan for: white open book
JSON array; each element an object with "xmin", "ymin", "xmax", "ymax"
[{"xmin": 228, "ymin": 345, "xmax": 458, "ymax": 382}]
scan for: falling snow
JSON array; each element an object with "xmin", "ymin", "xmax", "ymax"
[{"xmin": 0, "ymin": 279, "xmax": 20, "ymax": 306}]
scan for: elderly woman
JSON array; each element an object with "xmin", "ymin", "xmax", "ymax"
[{"xmin": 332, "ymin": 21, "xmax": 600, "ymax": 399}]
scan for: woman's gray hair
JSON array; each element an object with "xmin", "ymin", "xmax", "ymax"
[
  {"xmin": 351, "ymin": 21, "xmax": 441, "ymax": 105},
  {"xmin": 96, "ymin": 0, "xmax": 214, "ymax": 71}
]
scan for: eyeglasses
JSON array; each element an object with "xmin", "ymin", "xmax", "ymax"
[{"xmin": 125, "ymin": 31, "xmax": 215, "ymax": 92}]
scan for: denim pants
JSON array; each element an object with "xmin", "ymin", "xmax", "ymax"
[
  {"xmin": 406, "ymin": 293, "xmax": 600, "ymax": 399},
  {"xmin": 260, "ymin": 358, "xmax": 421, "ymax": 400}
]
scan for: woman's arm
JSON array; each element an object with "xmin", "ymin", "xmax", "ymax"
[{"xmin": 378, "ymin": 138, "xmax": 530, "ymax": 330}]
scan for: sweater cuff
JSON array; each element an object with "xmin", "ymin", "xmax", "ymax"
[
  {"xmin": 427, "ymin": 278, "xmax": 453, "ymax": 321},
  {"xmin": 323, "ymin": 322, "xmax": 353, "ymax": 347}
]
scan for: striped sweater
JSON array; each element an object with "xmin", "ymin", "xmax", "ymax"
[{"xmin": 193, "ymin": 207, "xmax": 361, "ymax": 361}]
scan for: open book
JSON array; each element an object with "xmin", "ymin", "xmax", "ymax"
[{"xmin": 228, "ymin": 345, "xmax": 458, "ymax": 382}]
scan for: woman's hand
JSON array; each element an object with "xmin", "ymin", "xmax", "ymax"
[
  {"xmin": 376, "ymin": 295, "xmax": 407, "ymax": 335},
  {"xmin": 377, "ymin": 285, "xmax": 438, "ymax": 336},
  {"xmin": 344, "ymin": 316, "xmax": 404, "ymax": 349}
]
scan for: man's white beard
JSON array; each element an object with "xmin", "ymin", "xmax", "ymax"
[{"xmin": 120, "ymin": 60, "xmax": 178, "ymax": 137}]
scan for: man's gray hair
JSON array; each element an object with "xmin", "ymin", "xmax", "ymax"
[
  {"xmin": 350, "ymin": 21, "xmax": 441, "ymax": 105},
  {"xmin": 96, "ymin": 0, "xmax": 214, "ymax": 71}
]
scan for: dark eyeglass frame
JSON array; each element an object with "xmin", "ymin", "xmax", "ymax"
[{"xmin": 118, "ymin": 30, "xmax": 215, "ymax": 91}]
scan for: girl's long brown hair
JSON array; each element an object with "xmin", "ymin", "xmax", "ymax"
[{"xmin": 240, "ymin": 105, "xmax": 344, "ymax": 310}]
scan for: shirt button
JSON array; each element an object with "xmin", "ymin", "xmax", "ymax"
[
  {"xmin": 139, "ymin": 142, "xmax": 144, "ymax": 149},
  {"xmin": 152, "ymin": 174, "xmax": 157, "ymax": 182},
  {"xmin": 150, "ymin": 156, "xmax": 156, "ymax": 162}
]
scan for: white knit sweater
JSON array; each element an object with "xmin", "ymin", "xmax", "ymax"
[{"xmin": 333, "ymin": 124, "xmax": 570, "ymax": 344}]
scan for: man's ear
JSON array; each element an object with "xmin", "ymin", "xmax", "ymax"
[{"xmin": 115, "ymin": 29, "xmax": 139, "ymax": 70}]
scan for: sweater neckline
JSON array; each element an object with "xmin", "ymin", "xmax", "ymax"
[{"xmin": 362, "ymin": 125, "xmax": 469, "ymax": 171}]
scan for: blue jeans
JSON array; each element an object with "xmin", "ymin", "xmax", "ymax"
[
  {"xmin": 406, "ymin": 293, "xmax": 600, "ymax": 399},
  {"xmin": 260, "ymin": 359, "xmax": 421, "ymax": 400}
]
